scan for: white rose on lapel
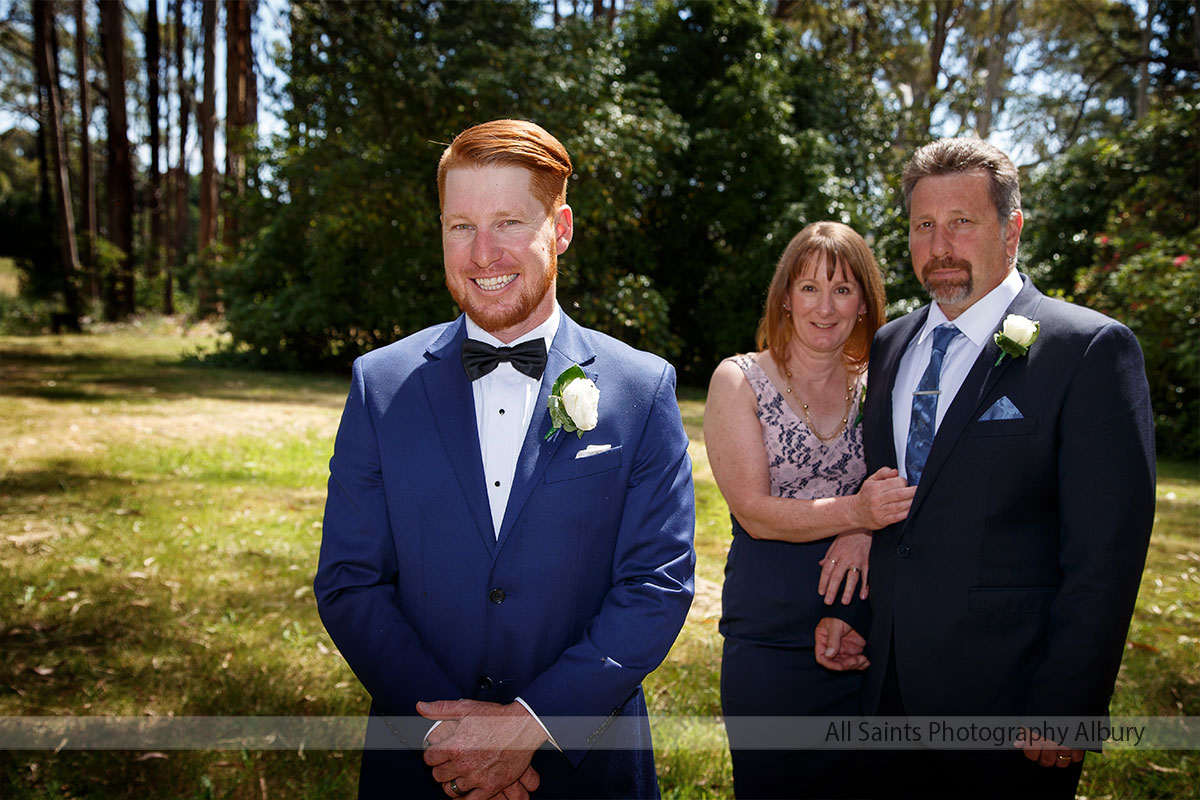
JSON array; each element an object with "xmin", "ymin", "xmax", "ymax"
[
  {"xmin": 562, "ymin": 377, "xmax": 599, "ymax": 430},
  {"xmin": 545, "ymin": 364, "xmax": 600, "ymax": 440},
  {"xmin": 993, "ymin": 314, "xmax": 1040, "ymax": 365}
]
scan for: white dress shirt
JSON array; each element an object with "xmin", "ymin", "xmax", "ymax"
[
  {"xmin": 435, "ymin": 305, "xmax": 560, "ymax": 749},
  {"xmin": 465, "ymin": 305, "xmax": 560, "ymax": 537},
  {"xmin": 892, "ymin": 269, "xmax": 1023, "ymax": 481}
]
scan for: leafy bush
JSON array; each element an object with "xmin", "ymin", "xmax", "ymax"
[
  {"xmin": 1075, "ymin": 231, "xmax": 1199, "ymax": 459},
  {"xmin": 1027, "ymin": 99, "xmax": 1199, "ymax": 458}
]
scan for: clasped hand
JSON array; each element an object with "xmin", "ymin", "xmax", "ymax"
[
  {"xmin": 817, "ymin": 468, "xmax": 916, "ymax": 606},
  {"xmin": 419, "ymin": 699, "xmax": 547, "ymax": 799},
  {"xmin": 855, "ymin": 467, "xmax": 916, "ymax": 530},
  {"xmin": 1017, "ymin": 728, "xmax": 1084, "ymax": 769},
  {"xmin": 814, "ymin": 618, "xmax": 869, "ymax": 671}
]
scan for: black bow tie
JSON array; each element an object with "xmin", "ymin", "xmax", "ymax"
[{"xmin": 461, "ymin": 338, "xmax": 547, "ymax": 381}]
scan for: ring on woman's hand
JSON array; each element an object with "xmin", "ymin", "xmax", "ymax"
[
  {"xmin": 449, "ymin": 778, "xmax": 466, "ymax": 797},
  {"xmin": 848, "ymin": 566, "xmax": 859, "ymax": 573},
  {"xmin": 1056, "ymin": 755, "xmax": 1071, "ymax": 762},
  {"xmin": 829, "ymin": 559, "xmax": 839, "ymax": 565}
]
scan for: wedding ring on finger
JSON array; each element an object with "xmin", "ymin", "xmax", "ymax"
[
  {"xmin": 829, "ymin": 559, "xmax": 839, "ymax": 565},
  {"xmin": 848, "ymin": 567, "xmax": 859, "ymax": 573},
  {"xmin": 449, "ymin": 778, "xmax": 466, "ymax": 797}
]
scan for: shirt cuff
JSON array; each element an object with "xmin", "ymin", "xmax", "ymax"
[{"xmin": 515, "ymin": 696, "xmax": 560, "ymax": 752}]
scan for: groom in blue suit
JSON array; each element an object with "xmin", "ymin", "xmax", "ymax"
[
  {"xmin": 817, "ymin": 138, "xmax": 1155, "ymax": 798},
  {"xmin": 315, "ymin": 120, "xmax": 696, "ymax": 799}
]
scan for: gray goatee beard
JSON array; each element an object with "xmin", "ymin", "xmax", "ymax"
[{"xmin": 921, "ymin": 257, "xmax": 973, "ymax": 306}]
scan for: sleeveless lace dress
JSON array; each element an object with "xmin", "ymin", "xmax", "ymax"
[
  {"xmin": 718, "ymin": 352, "xmax": 870, "ymax": 798},
  {"xmin": 718, "ymin": 352, "xmax": 867, "ymax": 646},
  {"xmin": 715, "ymin": 352, "xmax": 868, "ymax": 647}
]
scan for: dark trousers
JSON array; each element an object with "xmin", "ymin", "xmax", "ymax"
[{"xmin": 854, "ymin": 644, "xmax": 1084, "ymax": 800}]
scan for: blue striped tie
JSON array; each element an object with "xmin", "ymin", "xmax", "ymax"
[{"xmin": 905, "ymin": 325, "xmax": 961, "ymax": 486}]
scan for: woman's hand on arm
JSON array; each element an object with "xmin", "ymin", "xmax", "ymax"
[
  {"xmin": 851, "ymin": 467, "xmax": 915, "ymax": 530},
  {"xmin": 705, "ymin": 359, "xmax": 913, "ymax": 544},
  {"xmin": 814, "ymin": 469, "xmax": 915, "ymax": 605},
  {"xmin": 818, "ymin": 529, "xmax": 871, "ymax": 605}
]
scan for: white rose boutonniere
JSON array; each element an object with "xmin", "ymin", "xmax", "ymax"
[
  {"xmin": 993, "ymin": 314, "xmax": 1040, "ymax": 366},
  {"xmin": 545, "ymin": 364, "xmax": 599, "ymax": 440}
]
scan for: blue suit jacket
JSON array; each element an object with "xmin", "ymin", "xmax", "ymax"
[
  {"xmin": 314, "ymin": 311, "xmax": 696, "ymax": 798},
  {"xmin": 860, "ymin": 276, "xmax": 1155, "ymax": 722}
]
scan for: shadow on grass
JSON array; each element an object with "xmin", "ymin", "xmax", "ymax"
[
  {"xmin": 1, "ymin": 463, "xmax": 137, "ymax": 503},
  {"xmin": 1, "ymin": 346, "xmax": 347, "ymax": 407},
  {"xmin": 1, "ymin": 568, "xmax": 353, "ymax": 713},
  {"xmin": 1, "ymin": 549, "xmax": 365, "ymax": 798}
]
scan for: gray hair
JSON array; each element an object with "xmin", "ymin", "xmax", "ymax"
[{"xmin": 901, "ymin": 138, "xmax": 1021, "ymax": 223}]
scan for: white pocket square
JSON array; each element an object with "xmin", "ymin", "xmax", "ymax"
[
  {"xmin": 575, "ymin": 444, "xmax": 612, "ymax": 459},
  {"xmin": 980, "ymin": 396, "xmax": 1023, "ymax": 421}
]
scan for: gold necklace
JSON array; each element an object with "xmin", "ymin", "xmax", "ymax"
[{"xmin": 782, "ymin": 367, "xmax": 853, "ymax": 443}]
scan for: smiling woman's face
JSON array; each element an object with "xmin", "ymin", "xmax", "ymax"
[{"xmin": 786, "ymin": 256, "xmax": 867, "ymax": 358}]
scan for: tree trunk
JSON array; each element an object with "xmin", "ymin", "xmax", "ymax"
[
  {"xmin": 976, "ymin": 0, "xmax": 1019, "ymax": 139},
  {"xmin": 34, "ymin": 17, "xmax": 54, "ymax": 297},
  {"xmin": 35, "ymin": 0, "xmax": 83, "ymax": 327},
  {"xmin": 197, "ymin": 0, "xmax": 218, "ymax": 316},
  {"xmin": 146, "ymin": 0, "xmax": 163, "ymax": 284},
  {"xmin": 75, "ymin": 0, "xmax": 98, "ymax": 304},
  {"xmin": 162, "ymin": 0, "xmax": 174, "ymax": 310},
  {"xmin": 244, "ymin": 1, "xmax": 257, "ymax": 149},
  {"xmin": 169, "ymin": 0, "xmax": 191, "ymax": 316},
  {"xmin": 223, "ymin": 0, "xmax": 252, "ymax": 252},
  {"xmin": 1136, "ymin": 2, "xmax": 1152, "ymax": 120},
  {"xmin": 921, "ymin": 0, "xmax": 960, "ymax": 138},
  {"xmin": 99, "ymin": 0, "xmax": 136, "ymax": 319}
]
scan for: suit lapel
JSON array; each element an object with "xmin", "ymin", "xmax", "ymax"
[
  {"xmin": 496, "ymin": 314, "xmax": 597, "ymax": 550},
  {"xmin": 910, "ymin": 278, "xmax": 1045, "ymax": 514},
  {"xmin": 421, "ymin": 318, "xmax": 497, "ymax": 557}
]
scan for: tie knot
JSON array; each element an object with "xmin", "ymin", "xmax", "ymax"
[{"xmin": 930, "ymin": 324, "xmax": 960, "ymax": 356}]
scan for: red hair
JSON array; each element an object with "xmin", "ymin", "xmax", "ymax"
[{"xmin": 437, "ymin": 119, "xmax": 572, "ymax": 214}]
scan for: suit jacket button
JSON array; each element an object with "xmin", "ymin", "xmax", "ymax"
[
  {"xmin": 897, "ymin": 544, "xmax": 912, "ymax": 558},
  {"xmin": 489, "ymin": 588, "xmax": 506, "ymax": 605},
  {"xmin": 478, "ymin": 676, "xmax": 494, "ymax": 691}
]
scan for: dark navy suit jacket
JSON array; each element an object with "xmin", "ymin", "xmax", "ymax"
[
  {"xmin": 314, "ymin": 311, "xmax": 696, "ymax": 798},
  {"xmin": 860, "ymin": 276, "xmax": 1155, "ymax": 721}
]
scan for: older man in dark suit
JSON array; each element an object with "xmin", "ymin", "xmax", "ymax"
[{"xmin": 817, "ymin": 138, "xmax": 1155, "ymax": 798}]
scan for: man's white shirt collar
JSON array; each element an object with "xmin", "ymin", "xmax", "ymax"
[{"xmin": 917, "ymin": 268, "xmax": 1023, "ymax": 345}]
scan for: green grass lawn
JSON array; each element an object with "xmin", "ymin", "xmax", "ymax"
[{"xmin": 1, "ymin": 326, "xmax": 1196, "ymax": 799}]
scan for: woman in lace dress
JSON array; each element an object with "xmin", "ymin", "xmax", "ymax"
[{"xmin": 704, "ymin": 222, "xmax": 915, "ymax": 799}]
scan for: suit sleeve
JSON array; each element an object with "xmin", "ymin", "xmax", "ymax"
[
  {"xmin": 313, "ymin": 357, "xmax": 461, "ymax": 746},
  {"xmin": 519, "ymin": 361, "xmax": 696, "ymax": 760},
  {"xmin": 1026, "ymin": 323, "xmax": 1156, "ymax": 719}
]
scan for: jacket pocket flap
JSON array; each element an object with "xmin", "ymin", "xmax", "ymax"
[{"xmin": 545, "ymin": 445, "xmax": 623, "ymax": 483}]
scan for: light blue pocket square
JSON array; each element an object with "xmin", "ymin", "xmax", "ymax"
[{"xmin": 980, "ymin": 396, "xmax": 1023, "ymax": 421}]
